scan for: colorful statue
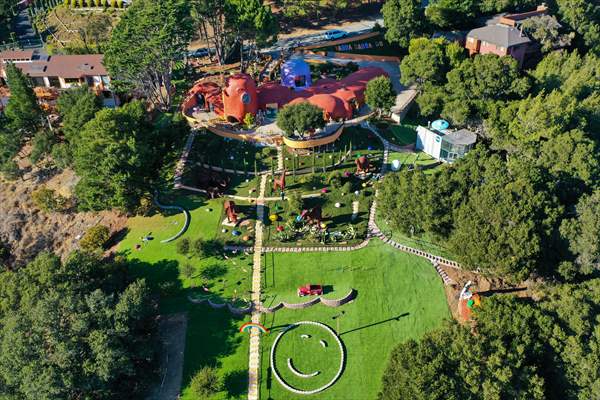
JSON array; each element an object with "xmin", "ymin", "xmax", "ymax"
[
  {"xmin": 273, "ymin": 169, "xmax": 286, "ymax": 192},
  {"xmin": 224, "ymin": 200, "xmax": 238, "ymax": 223},
  {"xmin": 355, "ymin": 156, "xmax": 370, "ymax": 174},
  {"xmin": 300, "ymin": 205, "xmax": 322, "ymax": 226}
]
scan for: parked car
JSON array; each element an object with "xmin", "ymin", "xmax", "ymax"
[
  {"xmin": 298, "ymin": 284, "xmax": 323, "ymax": 297},
  {"xmin": 187, "ymin": 48, "xmax": 213, "ymax": 58},
  {"xmin": 323, "ymin": 30, "xmax": 347, "ymax": 41}
]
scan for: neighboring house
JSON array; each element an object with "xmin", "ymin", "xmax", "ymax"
[
  {"xmin": 0, "ymin": 49, "xmax": 118, "ymax": 107},
  {"xmin": 465, "ymin": 4, "xmax": 548, "ymax": 67},
  {"xmin": 416, "ymin": 122, "xmax": 476, "ymax": 163}
]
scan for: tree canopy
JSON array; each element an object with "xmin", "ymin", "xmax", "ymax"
[
  {"xmin": 104, "ymin": 0, "xmax": 193, "ymax": 110},
  {"xmin": 365, "ymin": 76, "xmax": 397, "ymax": 116},
  {"xmin": 276, "ymin": 102, "xmax": 325, "ymax": 137},
  {"xmin": 0, "ymin": 251, "xmax": 157, "ymax": 399},
  {"xmin": 73, "ymin": 101, "xmax": 187, "ymax": 211},
  {"xmin": 382, "ymin": 0, "xmax": 426, "ymax": 48}
]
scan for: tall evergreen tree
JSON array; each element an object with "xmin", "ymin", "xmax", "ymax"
[{"xmin": 4, "ymin": 63, "xmax": 42, "ymax": 136}]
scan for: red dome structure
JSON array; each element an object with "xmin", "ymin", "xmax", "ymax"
[
  {"xmin": 182, "ymin": 65, "xmax": 389, "ymax": 125},
  {"xmin": 223, "ymin": 73, "xmax": 258, "ymax": 123}
]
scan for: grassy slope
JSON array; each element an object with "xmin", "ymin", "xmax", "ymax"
[
  {"xmin": 119, "ymin": 196, "xmax": 251, "ymax": 399},
  {"xmin": 258, "ymin": 240, "xmax": 450, "ymax": 399}
]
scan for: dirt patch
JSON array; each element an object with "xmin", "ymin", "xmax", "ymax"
[
  {"xmin": 0, "ymin": 167, "xmax": 126, "ymax": 267},
  {"xmin": 440, "ymin": 266, "xmax": 532, "ymax": 321},
  {"xmin": 147, "ymin": 313, "xmax": 188, "ymax": 400}
]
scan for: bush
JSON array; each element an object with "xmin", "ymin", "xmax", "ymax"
[
  {"xmin": 190, "ymin": 367, "xmax": 222, "ymax": 398},
  {"xmin": 31, "ymin": 186, "xmax": 68, "ymax": 212},
  {"xmin": 30, "ymin": 130, "xmax": 55, "ymax": 164},
  {"xmin": 287, "ymin": 192, "xmax": 303, "ymax": 216},
  {"xmin": 79, "ymin": 225, "xmax": 110, "ymax": 252},
  {"xmin": 177, "ymin": 238, "xmax": 190, "ymax": 255},
  {"xmin": 341, "ymin": 181, "xmax": 353, "ymax": 195},
  {"xmin": 116, "ymin": 0, "xmax": 122, "ymax": 7},
  {"xmin": 276, "ymin": 102, "xmax": 325, "ymax": 137},
  {"xmin": 51, "ymin": 143, "xmax": 73, "ymax": 169},
  {"xmin": 243, "ymin": 113, "xmax": 255, "ymax": 129},
  {"xmin": 110, "ymin": 0, "xmax": 116, "ymax": 7},
  {"xmin": 181, "ymin": 263, "xmax": 195, "ymax": 280},
  {"xmin": 327, "ymin": 171, "xmax": 343, "ymax": 189}
]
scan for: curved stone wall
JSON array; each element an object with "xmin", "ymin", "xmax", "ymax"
[
  {"xmin": 282, "ymin": 125, "xmax": 344, "ymax": 149},
  {"xmin": 259, "ymin": 289, "xmax": 357, "ymax": 313}
]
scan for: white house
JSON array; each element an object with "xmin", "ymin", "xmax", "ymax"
[{"xmin": 416, "ymin": 123, "xmax": 476, "ymax": 163}]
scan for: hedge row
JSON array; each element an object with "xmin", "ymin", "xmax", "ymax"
[{"xmin": 64, "ymin": 0, "xmax": 126, "ymax": 8}]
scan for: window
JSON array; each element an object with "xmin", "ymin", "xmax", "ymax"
[{"xmin": 47, "ymin": 77, "xmax": 60, "ymax": 88}]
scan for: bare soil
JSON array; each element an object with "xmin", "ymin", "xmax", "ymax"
[
  {"xmin": 440, "ymin": 265, "xmax": 532, "ymax": 320},
  {"xmin": 0, "ymin": 164, "xmax": 126, "ymax": 268}
]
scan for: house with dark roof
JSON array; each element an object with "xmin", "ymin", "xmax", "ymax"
[
  {"xmin": 0, "ymin": 49, "xmax": 117, "ymax": 107},
  {"xmin": 465, "ymin": 4, "xmax": 548, "ymax": 67}
]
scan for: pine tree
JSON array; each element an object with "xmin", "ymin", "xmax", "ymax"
[{"xmin": 4, "ymin": 63, "xmax": 42, "ymax": 136}]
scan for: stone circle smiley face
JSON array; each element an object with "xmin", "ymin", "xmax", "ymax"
[{"xmin": 270, "ymin": 321, "xmax": 346, "ymax": 395}]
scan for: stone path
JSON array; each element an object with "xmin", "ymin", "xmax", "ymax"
[
  {"xmin": 248, "ymin": 174, "xmax": 267, "ymax": 400},
  {"xmin": 277, "ymin": 146, "xmax": 284, "ymax": 171}
]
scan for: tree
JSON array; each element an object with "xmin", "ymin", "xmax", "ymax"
[
  {"xmin": 560, "ymin": 190, "xmax": 600, "ymax": 275},
  {"xmin": 382, "ymin": 0, "xmax": 426, "ymax": 48},
  {"xmin": 276, "ymin": 102, "xmax": 325, "ymax": 137},
  {"xmin": 3, "ymin": 63, "xmax": 42, "ymax": 136},
  {"xmin": 227, "ymin": 0, "xmax": 278, "ymax": 71},
  {"xmin": 425, "ymin": 0, "xmax": 477, "ymax": 29},
  {"xmin": 365, "ymin": 76, "xmax": 396, "ymax": 117},
  {"xmin": 555, "ymin": 0, "xmax": 600, "ymax": 54},
  {"xmin": 79, "ymin": 225, "xmax": 110, "ymax": 252},
  {"xmin": 190, "ymin": 366, "xmax": 222, "ymax": 398},
  {"xmin": 72, "ymin": 101, "xmax": 186, "ymax": 211},
  {"xmin": 191, "ymin": 0, "xmax": 231, "ymax": 66},
  {"xmin": 521, "ymin": 15, "xmax": 574, "ymax": 53},
  {"xmin": 29, "ymin": 130, "xmax": 55, "ymax": 164},
  {"xmin": 0, "ymin": 252, "xmax": 157, "ymax": 399},
  {"xmin": 181, "ymin": 263, "xmax": 195, "ymax": 280},
  {"xmin": 0, "ymin": 121, "xmax": 20, "ymax": 177},
  {"xmin": 400, "ymin": 38, "xmax": 451, "ymax": 87},
  {"xmin": 57, "ymin": 86, "xmax": 101, "ymax": 144},
  {"xmin": 104, "ymin": 0, "xmax": 193, "ymax": 110}
]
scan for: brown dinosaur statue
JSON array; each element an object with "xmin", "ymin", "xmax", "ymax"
[
  {"xmin": 300, "ymin": 205, "xmax": 322, "ymax": 226},
  {"xmin": 273, "ymin": 169, "xmax": 286, "ymax": 192},
  {"xmin": 355, "ymin": 156, "xmax": 370, "ymax": 174}
]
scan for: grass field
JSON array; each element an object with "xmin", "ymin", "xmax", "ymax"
[
  {"xmin": 119, "ymin": 195, "xmax": 252, "ymax": 399},
  {"xmin": 386, "ymin": 151, "xmax": 441, "ymax": 175},
  {"xmin": 258, "ymin": 241, "xmax": 450, "ymax": 399}
]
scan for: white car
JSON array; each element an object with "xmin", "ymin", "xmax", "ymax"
[{"xmin": 323, "ymin": 30, "xmax": 347, "ymax": 41}]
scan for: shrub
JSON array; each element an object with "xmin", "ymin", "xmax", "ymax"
[
  {"xmin": 31, "ymin": 186, "xmax": 68, "ymax": 212},
  {"xmin": 327, "ymin": 170, "xmax": 343, "ymax": 189},
  {"xmin": 79, "ymin": 225, "xmax": 110, "ymax": 252},
  {"xmin": 51, "ymin": 143, "xmax": 73, "ymax": 169},
  {"xmin": 177, "ymin": 238, "xmax": 190, "ymax": 255},
  {"xmin": 243, "ymin": 113, "xmax": 255, "ymax": 129},
  {"xmin": 287, "ymin": 192, "xmax": 303, "ymax": 216},
  {"xmin": 116, "ymin": 0, "xmax": 122, "ymax": 8},
  {"xmin": 341, "ymin": 181, "xmax": 353, "ymax": 195},
  {"xmin": 110, "ymin": 0, "xmax": 116, "ymax": 7},
  {"xmin": 190, "ymin": 367, "xmax": 222, "ymax": 398}
]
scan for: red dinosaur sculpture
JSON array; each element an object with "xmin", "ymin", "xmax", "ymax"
[
  {"xmin": 273, "ymin": 169, "xmax": 286, "ymax": 192},
  {"xmin": 355, "ymin": 156, "xmax": 370, "ymax": 174},
  {"xmin": 300, "ymin": 205, "xmax": 322, "ymax": 226},
  {"xmin": 224, "ymin": 200, "xmax": 238, "ymax": 223}
]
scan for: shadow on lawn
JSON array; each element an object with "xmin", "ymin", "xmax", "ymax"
[
  {"xmin": 125, "ymin": 256, "xmax": 248, "ymax": 395},
  {"xmin": 340, "ymin": 313, "xmax": 410, "ymax": 336}
]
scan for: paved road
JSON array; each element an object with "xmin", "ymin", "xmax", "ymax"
[{"xmin": 261, "ymin": 15, "xmax": 384, "ymax": 56}]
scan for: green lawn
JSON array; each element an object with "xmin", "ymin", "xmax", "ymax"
[
  {"xmin": 119, "ymin": 195, "xmax": 252, "ymax": 399},
  {"xmin": 258, "ymin": 241, "xmax": 450, "ymax": 399},
  {"xmin": 386, "ymin": 151, "xmax": 441, "ymax": 175}
]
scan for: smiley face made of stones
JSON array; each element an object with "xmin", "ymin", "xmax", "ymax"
[{"xmin": 270, "ymin": 321, "xmax": 346, "ymax": 395}]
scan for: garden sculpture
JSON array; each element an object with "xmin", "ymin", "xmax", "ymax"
[
  {"xmin": 274, "ymin": 169, "xmax": 286, "ymax": 192},
  {"xmin": 300, "ymin": 205, "xmax": 322, "ymax": 226},
  {"xmin": 224, "ymin": 200, "xmax": 238, "ymax": 223},
  {"xmin": 196, "ymin": 168, "xmax": 230, "ymax": 198},
  {"xmin": 355, "ymin": 156, "xmax": 370, "ymax": 174}
]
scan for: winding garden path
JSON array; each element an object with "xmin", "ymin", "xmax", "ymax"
[{"xmin": 248, "ymin": 174, "xmax": 267, "ymax": 400}]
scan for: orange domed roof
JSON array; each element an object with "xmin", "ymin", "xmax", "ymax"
[{"xmin": 308, "ymin": 93, "xmax": 352, "ymax": 120}]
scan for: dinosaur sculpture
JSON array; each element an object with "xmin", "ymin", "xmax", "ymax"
[
  {"xmin": 355, "ymin": 155, "xmax": 370, "ymax": 174},
  {"xmin": 273, "ymin": 169, "xmax": 286, "ymax": 192},
  {"xmin": 224, "ymin": 200, "xmax": 238, "ymax": 223}
]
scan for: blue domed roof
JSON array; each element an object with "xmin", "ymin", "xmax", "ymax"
[
  {"xmin": 281, "ymin": 56, "xmax": 312, "ymax": 90},
  {"xmin": 431, "ymin": 119, "xmax": 449, "ymax": 131}
]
